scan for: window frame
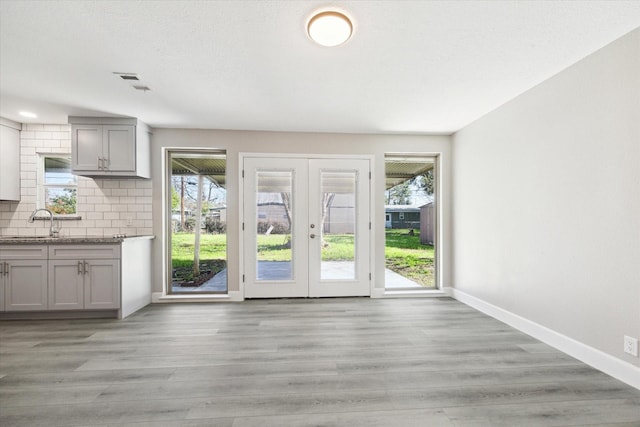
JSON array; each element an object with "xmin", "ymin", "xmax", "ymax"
[{"xmin": 38, "ymin": 153, "xmax": 78, "ymax": 216}]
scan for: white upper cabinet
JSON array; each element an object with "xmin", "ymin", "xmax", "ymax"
[
  {"xmin": 69, "ymin": 117, "xmax": 150, "ymax": 178},
  {"xmin": 0, "ymin": 118, "xmax": 21, "ymax": 201}
]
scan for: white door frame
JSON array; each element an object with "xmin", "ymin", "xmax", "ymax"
[{"xmin": 239, "ymin": 153, "xmax": 375, "ymax": 299}]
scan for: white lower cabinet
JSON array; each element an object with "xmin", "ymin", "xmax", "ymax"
[
  {"xmin": 49, "ymin": 245, "xmax": 120, "ymax": 310},
  {"xmin": 48, "ymin": 260, "xmax": 85, "ymax": 310},
  {"xmin": 3, "ymin": 260, "xmax": 48, "ymax": 311},
  {"xmin": 0, "ymin": 246, "xmax": 49, "ymax": 312}
]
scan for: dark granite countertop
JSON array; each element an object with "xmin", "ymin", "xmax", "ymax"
[{"xmin": 0, "ymin": 235, "xmax": 154, "ymax": 244}]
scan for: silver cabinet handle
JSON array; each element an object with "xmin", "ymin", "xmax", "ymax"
[
  {"xmin": 103, "ymin": 157, "xmax": 108, "ymax": 170},
  {"xmin": 4, "ymin": 262, "xmax": 9, "ymax": 276},
  {"xmin": 78, "ymin": 261, "xmax": 83, "ymax": 274},
  {"xmin": 0, "ymin": 262, "xmax": 3, "ymax": 275},
  {"xmin": 84, "ymin": 261, "xmax": 89, "ymax": 275}
]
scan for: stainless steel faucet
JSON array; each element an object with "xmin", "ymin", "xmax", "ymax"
[{"xmin": 28, "ymin": 208, "xmax": 58, "ymax": 237}]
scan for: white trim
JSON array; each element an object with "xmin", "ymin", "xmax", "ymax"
[
  {"xmin": 372, "ymin": 288, "xmax": 448, "ymax": 299},
  {"xmin": 446, "ymin": 287, "xmax": 640, "ymax": 390},
  {"xmin": 239, "ymin": 153, "xmax": 375, "ymax": 299},
  {"xmin": 153, "ymin": 291, "xmax": 243, "ymax": 303}
]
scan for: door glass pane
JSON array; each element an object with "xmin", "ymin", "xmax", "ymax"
[
  {"xmin": 320, "ymin": 171, "xmax": 356, "ymax": 280},
  {"xmin": 256, "ymin": 171, "xmax": 293, "ymax": 281},
  {"xmin": 169, "ymin": 151, "xmax": 227, "ymax": 294}
]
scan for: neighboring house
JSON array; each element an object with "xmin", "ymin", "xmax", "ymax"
[
  {"xmin": 207, "ymin": 206, "xmax": 227, "ymax": 223},
  {"xmin": 257, "ymin": 193, "xmax": 356, "ymax": 234},
  {"xmin": 257, "ymin": 202, "xmax": 289, "ymax": 226},
  {"xmin": 385, "ymin": 205, "xmax": 421, "ymax": 229}
]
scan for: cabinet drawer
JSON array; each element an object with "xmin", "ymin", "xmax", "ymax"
[
  {"xmin": 0, "ymin": 245, "xmax": 48, "ymax": 259},
  {"xmin": 49, "ymin": 245, "xmax": 121, "ymax": 259}
]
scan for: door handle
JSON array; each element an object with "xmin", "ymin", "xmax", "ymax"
[{"xmin": 310, "ymin": 234, "xmax": 316, "ymax": 239}]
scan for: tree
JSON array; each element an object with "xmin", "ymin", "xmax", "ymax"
[
  {"xmin": 387, "ymin": 181, "xmax": 411, "ymax": 205},
  {"xmin": 412, "ymin": 169, "xmax": 434, "ymax": 196},
  {"xmin": 193, "ymin": 175, "xmax": 204, "ymax": 277},
  {"xmin": 48, "ymin": 189, "xmax": 76, "ymax": 214}
]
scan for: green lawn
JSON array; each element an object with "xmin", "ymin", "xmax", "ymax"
[
  {"xmin": 171, "ymin": 229, "xmax": 435, "ymax": 287},
  {"xmin": 171, "ymin": 233, "xmax": 226, "ymax": 268},
  {"xmin": 384, "ymin": 229, "xmax": 435, "ymax": 287}
]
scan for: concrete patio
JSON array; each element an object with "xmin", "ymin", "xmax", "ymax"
[{"xmin": 172, "ymin": 261, "xmax": 423, "ymax": 293}]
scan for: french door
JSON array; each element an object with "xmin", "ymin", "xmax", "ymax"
[{"xmin": 243, "ymin": 156, "xmax": 370, "ymax": 298}]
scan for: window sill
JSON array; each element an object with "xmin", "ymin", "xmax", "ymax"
[{"xmin": 32, "ymin": 215, "xmax": 82, "ymax": 221}]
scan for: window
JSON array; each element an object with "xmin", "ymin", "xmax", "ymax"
[
  {"xmin": 40, "ymin": 155, "xmax": 77, "ymax": 215},
  {"xmin": 168, "ymin": 150, "xmax": 227, "ymax": 294}
]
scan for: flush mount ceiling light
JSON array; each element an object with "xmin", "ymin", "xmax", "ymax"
[{"xmin": 307, "ymin": 10, "xmax": 353, "ymax": 47}]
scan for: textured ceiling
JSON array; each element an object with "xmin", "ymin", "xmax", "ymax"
[{"xmin": 1, "ymin": 1, "xmax": 639, "ymax": 134}]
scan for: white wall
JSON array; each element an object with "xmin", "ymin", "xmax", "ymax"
[
  {"xmin": 452, "ymin": 28, "xmax": 640, "ymax": 370},
  {"xmin": 151, "ymin": 130, "xmax": 452, "ymax": 293},
  {"xmin": 0, "ymin": 124, "xmax": 153, "ymax": 237}
]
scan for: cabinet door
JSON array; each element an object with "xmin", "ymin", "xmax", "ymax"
[
  {"xmin": 0, "ymin": 124, "xmax": 21, "ymax": 201},
  {"xmin": 84, "ymin": 259, "xmax": 120, "ymax": 309},
  {"xmin": 72, "ymin": 125, "xmax": 103, "ymax": 171},
  {"xmin": 103, "ymin": 125, "xmax": 135, "ymax": 172},
  {"xmin": 5, "ymin": 260, "xmax": 48, "ymax": 311},
  {"xmin": 48, "ymin": 260, "xmax": 84, "ymax": 310}
]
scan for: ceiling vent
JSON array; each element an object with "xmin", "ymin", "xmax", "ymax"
[
  {"xmin": 113, "ymin": 72, "xmax": 139, "ymax": 80},
  {"xmin": 133, "ymin": 85, "xmax": 151, "ymax": 92}
]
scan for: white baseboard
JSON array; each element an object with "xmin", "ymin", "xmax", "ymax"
[
  {"xmin": 152, "ymin": 291, "xmax": 244, "ymax": 303},
  {"xmin": 446, "ymin": 287, "xmax": 640, "ymax": 391},
  {"xmin": 371, "ymin": 288, "xmax": 449, "ymax": 299}
]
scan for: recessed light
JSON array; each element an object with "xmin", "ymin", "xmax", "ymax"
[
  {"xmin": 307, "ymin": 10, "xmax": 353, "ymax": 47},
  {"xmin": 19, "ymin": 111, "xmax": 37, "ymax": 118}
]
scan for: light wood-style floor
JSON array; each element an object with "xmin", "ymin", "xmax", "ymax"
[{"xmin": 1, "ymin": 297, "xmax": 639, "ymax": 426}]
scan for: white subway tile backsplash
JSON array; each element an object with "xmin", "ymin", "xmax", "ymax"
[
  {"xmin": 94, "ymin": 204, "xmax": 112, "ymax": 212},
  {"xmin": 85, "ymin": 212, "xmax": 103, "ymax": 220},
  {"xmin": 102, "ymin": 181, "xmax": 120, "ymax": 189},
  {"xmin": 114, "ymin": 206, "xmax": 131, "ymax": 213},
  {"xmin": 35, "ymin": 131, "xmax": 53, "ymax": 139},
  {"xmin": 136, "ymin": 197, "xmax": 151, "ymax": 205},
  {"xmin": 86, "ymin": 196, "xmax": 103, "ymax": 204},
  {"xmin": 127, "ymin": 204, "xmax": 144, "ymax": 212},
  {"xmin": 119, "ymin": 197, "xmax": 136, "ymax": 205},
  {"xmin": 3, "ymin": 123, "xmax": 153, "ymax": 237}
]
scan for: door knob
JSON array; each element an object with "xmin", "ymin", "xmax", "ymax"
[
  {"xmin": 310, "ymin": 234, "xmax": 316, "ymax": 239},
  {"xmin": 310, "ymin": 224, "xmax": 315, "ymax": 228}
]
